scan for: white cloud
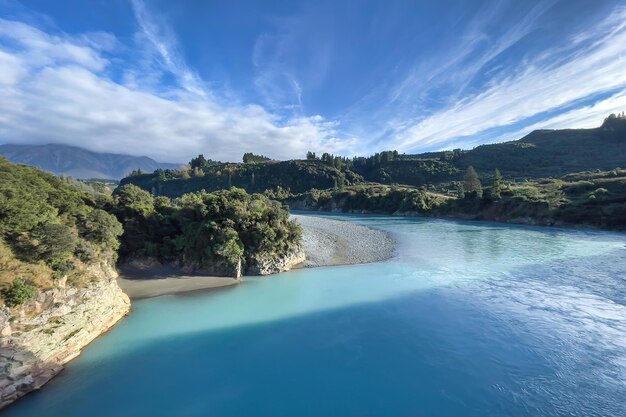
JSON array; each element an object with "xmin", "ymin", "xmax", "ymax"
[
  {"xmin": 1, "ymin": 1, "xmax": 624, "ymax": 163},
  {"xmin": 347, "ymin": 3, "xmax": 626, "ymax": 154},
  {"xmin": 482, "ymin": 91, "xmax": 626, "ymax": 146},
  {"xmin": 129, "ymin": 0, "xmax": 207, "ymax": 97},
  {"xmin": 0, "ymin": 49, "xmax": 24, "ymax": 84},
  {"xmin": 0, "ymin": 18, "xmax": 109, "ymax": 71},
  {"xmin": 0, "ymin": 6, "xmax": 351, "ymax": 163}
]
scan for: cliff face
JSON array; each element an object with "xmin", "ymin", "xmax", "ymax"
[
  {"xmin": 123, "ymin": 247, "xmax": 306, "ymax": 278},
  {"xmin": 247, "ymin": 247, "xmax": 306, "ymax": 275},
  {"xmin": 0, "ymin": 263, "xmax": 130, "ymax": 409}
]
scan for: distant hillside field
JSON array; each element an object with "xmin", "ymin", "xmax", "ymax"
[{"xmin": 0, "ymin": 144, "xmax": 180, "ymax": 180}]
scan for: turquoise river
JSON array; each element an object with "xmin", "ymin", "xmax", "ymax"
[{"xmin": 5, "ymin": 214, "xmax": 626, "ymax": 416}]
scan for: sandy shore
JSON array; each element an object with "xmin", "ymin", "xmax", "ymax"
[
  {"xmin": 118, "ymin": 267, "xmax": 239, "ymax": 299},
  {"xmin": 291, "ymin": 214, "xmax": 395, "ymax": 267},
  {"xmin": 118, "ymin": 214, "xmax": 395, "ymax": 299}
]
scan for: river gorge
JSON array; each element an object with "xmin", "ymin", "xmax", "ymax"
[{"xmin": 4, "ymin": 213, "xmax": 626, "ymax": 417}]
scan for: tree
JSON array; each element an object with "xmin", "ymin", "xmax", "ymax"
[
  {"xmin": 306, "ymin": 151, "xmax": 317, "ymax": 160},
  {"xmin": 113, "ymin": 184, "xmax": 154, "ymax": 217},
  {"xmin": 2, "ymin": 278, "xmax": 37, "ymax": 307},
  {"xmin": 457, "ymin": 183, "xmax": 465, "ymax": 199},
  {"xmin": 243, "ymin": 153, "xmax": 271, "ymax": 163},
  {"xmin": 190, "ymin": 154, "xmax": 207, "ymax": 170},
  {"xmin": 216, "ymin": 233, "xmax": 244, "ymax": 268},
  {"xmin": 155, "ymin": 169, "xmax": 167, "ymax": 182},
  {"xmin": 463, "ymin": 166, "xmax": 482, "ymax": 198},
  {"xmin": 82, "ymin": 209, "xmax": 124, "ymax": 250},
  {"xmin": 32, "ymin": 222, "xmax": 77, "ymax": 262},
  {"xmin": 491, "ymin": 168, "xmax": 503, "ymax": 200}
]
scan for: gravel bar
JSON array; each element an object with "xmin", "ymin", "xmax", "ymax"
[{"xmin": 291, "ymin": 214, "xmax": 395, "ymax": 268}]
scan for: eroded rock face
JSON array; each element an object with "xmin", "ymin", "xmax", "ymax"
[
  {"xmin": 247, "ymin": 247, "xmax": 306, "ymax": 276},
  {"xmin": 0, "ymin": 263, "xmax": 130, "ymax": 409}
]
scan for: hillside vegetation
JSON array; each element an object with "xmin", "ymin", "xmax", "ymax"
[
  {"xmin": 121, "ymin": 116, "xmax": 626, "ymax": 198},
  {"xmin": 0, "ymin": 157, "xmax": 123, "ymax": 306},
  {"xmin": 0, "ymin": 158, "xmax": 302, "ymax": 307},
  {"xmin": 287, "ymin": 168, "xmax": 626, "ymax": 230},
  {"xmin": 121, "ymin": 159, "xmax": 362, "ymax": 197},
  {"xmin": 107, "ymin": 185, "xmax": 302, "ymax": 276}
]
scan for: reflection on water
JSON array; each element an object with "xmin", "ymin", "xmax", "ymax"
[{"xmin": 5, "ymin": 215, "xmax": 626, "ymax": 417}]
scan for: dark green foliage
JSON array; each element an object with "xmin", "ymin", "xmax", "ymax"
[
  {"xmin": 288, "ymin": 169, "xmax": 626, "ymax": 230},
  {"xmin": 190, "ymin": 154, "xmax": 208, "ymax": 170},
  {"xmin": 0, "ymin": 157, "xmax": 124, "ymax": 293},
  {"xmin": 128, "ymin": 169, "xmax": 145, "ymax": 176},
  {"xmin": 121, "ymin": 160, "xmax": 363, "ymax": 198},
  {"xmin": 491, "ymin": 169, "xmax": 503, "ymax": 200},
  {"xmin": 112, "ymin": 187, "xmax": 301, "ymax": 273},
  {"xmin": 363, "ymin": 158, "xmax": 458, "ymax": 186},
  {"xmin": 82, "ymin": 209, "xmax": 124, "ymax": 251},
  {"xmin": 243, "ymin": 153, "xmax": 271, "ymax": 163},
  {"xmin": 456, "ymin": 118, "xmax": 626, "ymax": 179},
  {"xmin": 463, "ymin": 166, "xmax": 483, "ymax": 198},
  {"xmin": 31, "ymin": 222, "xmax": 77, "ymax": 262},
  {"xmin": 120, "ymin": 117, "xmax": 626, "ymax": 200},
  {"xmin": 48, "ymin": 257, "xmax": 75, "ymax": 279},
  {"xmin": 1, "ymin": 278, "xmax": 37, "ymax": 307},
  {"xmin": 113, "ymin": 184, "xmax": 155, "ymax": 217},
  {"xmin": 189, "ymin": 154, "xmax": 219, "ymax": 170},
  {"xmin": 287, "ymin": 184, "xmax": 449, "ymax": 215}
]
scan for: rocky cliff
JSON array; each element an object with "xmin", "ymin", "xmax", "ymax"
[
  {"xmin": 122, "ymin": 247, "xmax": 306, "ymax": 278},
  {"xmin": 0, "ymin": 263, "xmax": 130, "ymax": 409},
  {"xmin": 247, "ymin": 247, "xmax": 306, "ymax": 275}
]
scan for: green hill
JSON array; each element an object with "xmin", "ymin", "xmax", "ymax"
[
  {"xmin": 354, "ymin": 116, "xmax": 626, "ymax": 185},
  {"xmin": 0, "ymin": 156, "xmax": 123, "ymax": 306},
  {"xmin": 120, "ymin": 159, "xmax": 363, "ymax": 198},
  {"xmin": 121, "ymin": 115, "xmax": 626, "ymax": 198},
  {"xmin": 456, "ymin": 117, "xmax": 626, "ymax": 179}
]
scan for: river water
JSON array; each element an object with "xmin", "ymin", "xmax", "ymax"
[{"xmin": 5, "ymin": 214, "xmax": 626, "ymax": 416}]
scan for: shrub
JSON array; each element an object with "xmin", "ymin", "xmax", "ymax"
[
  {"xmin": 82, "ymin": 209, "xmax": 123, "ymax": 250},
  {"xmin": 2, "ymin": 278, "xmax": 37, "ymax": 307},
  {"xmin": 48, "ymin": 256, "xmax": 75, "ymax": 279},
  {"xmin": 74, "ymin": 240, "xmax": 98, "ymax": 263},
  {"xmin": 31, "ymin": 222, "xmax": 77, "ymax": 262},
  {"xmin": 113, "ymin": 184, "xmax": 154, "ymax": 217}
]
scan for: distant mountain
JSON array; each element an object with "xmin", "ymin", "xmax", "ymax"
[{"xmin": 0, "ymin": 144, "xmax": 180, "ymax": 179}]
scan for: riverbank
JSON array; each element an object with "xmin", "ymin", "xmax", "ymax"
[
  {"xmin": 291, "ymin": 214, "xmax": 395, "ymax": 267},
  {"xmin": 117, "ymin": 214, "xmax": 395, "ymax": 299},
  {"xmin": 118, "ymin": 271, "xmax": 239, "ymax": 299},
  {"xmin": 0, "ymin": 265, "xmax": 129, "ymax": 409}
]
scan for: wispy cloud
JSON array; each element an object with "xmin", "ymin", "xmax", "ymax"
[
  {"xmin": 1, "ymin": 0, "xmax": 624, "ymax": 162},
  {"xmin": 252, "ymin": 32, "xmax": 303, "ymax": 113},
  {"xmin": 0, "ymin": 3, "xmax": 352, "ymax": 162},
  {"xmin": 128, "ymin": 0, "xmax": 207, "ymax": 97},
  {"xmin": 251, "ymin": 8, "xmax": 332, "ymax": 116},
  {"xmin": 381, "ymin": 3, "xmax": 626, "ymax": 152}
]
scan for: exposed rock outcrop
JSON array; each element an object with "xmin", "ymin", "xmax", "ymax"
[
  {"xmin": 0, "ymin": 263, "xmax": 130, "ymax": 409},
  {"xmin": 247, "ymin": 247, "xmax": 306, "ymax": 275},
  {"xmin": 121, "ymin": 257, "xmax": 242, "ymax": 279}
]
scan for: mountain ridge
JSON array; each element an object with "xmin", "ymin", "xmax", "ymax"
[{"xmin": 0, "ymin": 144, "xmax": 180, "ymax": 180}]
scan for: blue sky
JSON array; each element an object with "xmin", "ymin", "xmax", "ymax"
[{"xmin": 0, "ymin": 0, "xmax": 625, "ymax": 162}]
